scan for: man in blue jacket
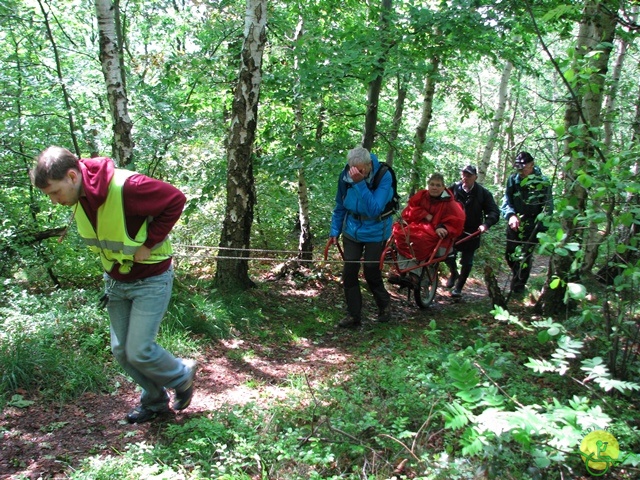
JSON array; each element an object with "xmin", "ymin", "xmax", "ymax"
[
  {"xmin": 329, "ymin": 146, "xmax": 393, "ymax": 328},
  {"xmin": 501, "ymin": 151, "xmax": 554, "ymax": 294}
]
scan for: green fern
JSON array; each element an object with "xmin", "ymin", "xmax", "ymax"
[
  {"xmin": 443, "ymin": 401, "xmax": 471, "ymax": 430},
  {"xmin": 447, "ymin": 356, "xmax": 479, "ymax": 390}
]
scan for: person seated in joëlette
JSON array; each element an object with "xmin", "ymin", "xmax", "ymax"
[{"xmin": 389, "ymin": 173, "xmax": 465, "ymax": 287}]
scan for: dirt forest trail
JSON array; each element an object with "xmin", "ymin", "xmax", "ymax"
[{"xmin": 0, "ymin": 256, "xmax": 544, "ymax": 479}]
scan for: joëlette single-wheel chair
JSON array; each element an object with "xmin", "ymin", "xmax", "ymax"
[
  {"xmin": 379, "ymin": 228, "xmax": 482, "ymax": 309},
  {"xmin": 323, "ymin": 229, "xmax": 481, "ymax": 309}
]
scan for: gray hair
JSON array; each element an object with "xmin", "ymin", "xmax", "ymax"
[{"xmin": 347, "ymin": 147, "xmax": 371, "ymax": 167}]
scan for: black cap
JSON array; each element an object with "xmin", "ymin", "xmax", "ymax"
[
  {"xmin": 514, "ymin": 151, "xmax": 534, "ymax": 169},
  {"xmin": 461, "ymin": 165, "xmax": 477, "ymax": 175}
]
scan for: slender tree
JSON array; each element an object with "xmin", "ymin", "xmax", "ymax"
[
  {"xmin": 293, "ymin": 16, "xmax": 313, "ymax": 261},
  {"xmin": 36, "ymin": 0, "xmax": 81, "ymax": 156},
  {"xmin": 478, "ymin": 61, "xmax": 512, "ymax": 183},
  {"xmin": 385, "ymin": 74, "xmax": 408, "ymax": 167},
  {"xmin": 536, "ymin": 0, "xmax": 617, "ymax": 315},
  {"xmin": 580, "ymin": 36, "xmax": 630, "ymax": 272},
  {"xmin": 95, "ymin": 0, "xmax": 134, "ymax": 166},
  {"xmin": 215, "ymin": 0, "xmax": 267, "ymax": 290},
  {"xmin": 410, "ymin": 55, "xmax": 440, "ymax": 196},
  {"xmin": 362, "ymin": 0, "xmax": 393, "ymax": 151}
]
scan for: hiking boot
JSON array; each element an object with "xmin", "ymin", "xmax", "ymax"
[
  {"xmin": 446, "ymin": 272, "xmax": 459, "ymax": 288},
  {"xmin": 126, "ymin": 404, "xmax": 172, "ymax": 424},
  {"xmin": 451, "ymin": 288, "xmax": 462, "ymax": 298},
  {"xmin": 173, "ymin": 359, "xmax": 198, "ymax": 411},
  {"xmin": 376, "ymin": 305, "xmax": 392, "ymax": 323},
  {"xmin": 338, "ymin": 316, "xmax": 361, "ymax": 329}
]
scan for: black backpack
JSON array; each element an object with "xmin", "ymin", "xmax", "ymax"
[{"xmin": 344, "ymin": 162, "xmax": 400, "ymax": 219}]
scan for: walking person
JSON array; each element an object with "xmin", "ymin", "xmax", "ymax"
[
  {"xmin": 500, "ymin": 151, "xmax": 554, "ymax": 294},
  {"xmin": 31, "ymin": 146, "xmax": 197, "ymax": 424},
  {"xmin": 329, "ymin": 146, "xmax": 394, "ymax": 328},
  {"xmin": 444, "ymin": 165, "xmax": 500, "ymax": 297}
]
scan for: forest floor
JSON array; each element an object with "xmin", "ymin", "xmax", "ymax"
[{"xmin": 0, "ymin": 259, "xmax": 546, "ymax": 480}]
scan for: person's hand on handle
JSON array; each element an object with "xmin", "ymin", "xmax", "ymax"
[
  {"xmin": 508, "ymin": 215, "xmax": 520, "ymax": 231},
  {"xmin": 435, "ymin": 227, "xmax": 448, "ymax": 239}
]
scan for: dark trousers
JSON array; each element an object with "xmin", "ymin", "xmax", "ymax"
[
  {"xmin": 505, "ymin": 225, "xmax": 538, "ymax": 290},
  {"xmin": 445, "ymin": 248, "xmax": 475, "ymax": 289},
  {"xmin": 342, "ymin": 237, "xmax": 390, "ymax": 319}
]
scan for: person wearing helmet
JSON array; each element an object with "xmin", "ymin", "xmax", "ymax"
[{"xmin": 500, "ymin": 151, "xmax": 553, "ymax": 294}]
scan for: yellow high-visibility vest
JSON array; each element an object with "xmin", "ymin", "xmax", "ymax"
[{"xmin": 75, "ymin": 169, "xmax": 173, "ymax": 274}]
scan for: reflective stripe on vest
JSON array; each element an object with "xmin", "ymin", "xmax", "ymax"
[{"xmin": 74, "ymin": 169, "xmax": 173, "ymax": 273}]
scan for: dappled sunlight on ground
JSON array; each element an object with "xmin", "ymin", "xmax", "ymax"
[{"xmin": 1, "ymin": 256, "xmax": 550, "ymax": 478}]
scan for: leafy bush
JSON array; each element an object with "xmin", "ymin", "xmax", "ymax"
[{"xmin": 0, "ymin": 284, "xmax": 113, "ymax": 404}]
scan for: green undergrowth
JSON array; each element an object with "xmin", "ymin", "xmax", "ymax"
[
  {"xmin": 0, "ymin": 276, "xmax": 254, "ymax": 407},
  {"xmin": 2, "ymin": 273, "xmax": 639, "ymax": 479}
]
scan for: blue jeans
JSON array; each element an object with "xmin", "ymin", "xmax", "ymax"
[{"xmin": 105, "ymin": 266, "xmax": 190, "ymax": 410}]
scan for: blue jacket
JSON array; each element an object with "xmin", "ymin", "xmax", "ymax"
[{"xmin": 329, "ymin": 153, "xmax": 393, "ymax": 243}]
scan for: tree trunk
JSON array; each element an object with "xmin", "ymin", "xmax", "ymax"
[
  {"xmin": 603, "ymin": 38, "xmax": 628, "ymax": 148},
  {"xmin": 596, "ymin": 60, "xmax": 640, "ymax": 283},
  {"xmin": 385, "ymin": 74, "xmax": 408, "ymax": 167},
  {"xmin": 95, "ymin": 0, "xmax": 134, "ymax": 166},
  {"xmin": 297, "ymin": 169, "xmax": 312, "ymax": 261},
  {"xmin": 410, "ymin": 55, "xmax": 439, "ymax": 196},
  {"xmin": 214, "ymin": 0, "xmax": 267, "ymax": 291},
  {"xmin": 292, "ymin": 16, "xmax": 313, "ymax": 262},
  {"xmin": 582, "ymin": 35, "xmax": 631, "ymax": 273},
  {"xmin": 536, "ymin": 0, "xmax": 617, "ymax": 315},
  {"xmin": 37, "ymin": 0, "xmax": 81, "ymax": 156},
  {"xmin": 362, "ymin": 0, "xmax": 393, "ymax": 151},
  {"xmin": 478, "ymin": 61, "xmax": 512, "ymax": 183}
]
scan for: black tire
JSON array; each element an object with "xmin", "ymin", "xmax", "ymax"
[{"xmin": 415, "ymin": 263, "xmax": 439, "ymax": 309}]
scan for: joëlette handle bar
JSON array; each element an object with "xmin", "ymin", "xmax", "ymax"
[
  {"xmin": 453, "ymin": 229, "xmax": 483, "ymax": 247},
  {"xmin": 379, "ymin": 229, "xmax": 484, "ymax": 271},
  {"xmin": 323, "ymin": 238, "xmax": 344, "ymax": 261}
]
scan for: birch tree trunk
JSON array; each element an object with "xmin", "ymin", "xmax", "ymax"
[
  {"xmin": 478, "ymin": 61, "xmax": 512, "ymax": 183},
  {"xmin": 293, "ymin": 16, "xmax": 313, "ymax": 261},
  {"xmin": 215, "ymin": 0, "xmax": 267, "ymax": 290},
  {"xmin": 95, "ymin": 0, "xmax": 133, "ymax": 166},
  {"xmin": 410, "ymin": 55, "xmax": 439, "ymax": 196},
  {"xmin": 536, "ymin": 0, "xmax": 617, "ymax": 315}
]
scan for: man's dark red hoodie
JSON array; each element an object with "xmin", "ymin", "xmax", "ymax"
[{"xmin": 78, "ymin": 157, "xmax": 186, "ymax": 282}]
